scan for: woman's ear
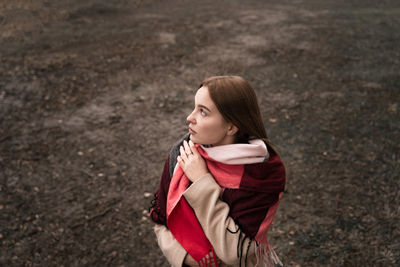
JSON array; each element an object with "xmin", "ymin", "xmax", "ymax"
[{"xmin": 227, "ymin": 124, "xmax": 239, "ymax": 136}]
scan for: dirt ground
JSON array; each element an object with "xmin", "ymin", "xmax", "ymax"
[{"xmin": 0, "ymin": 0, "xmax": 399, "ymax": 266}]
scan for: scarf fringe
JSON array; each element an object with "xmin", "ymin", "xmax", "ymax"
[
  {"xmin": 197, "ymin": 249, "xmax": 219, "ymax": 267},
  {"xmin": 255, "ymin": 243, "xmax": 283, "ymax": 267}
]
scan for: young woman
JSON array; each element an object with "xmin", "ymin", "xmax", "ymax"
[{"xmin": 149, "ymin": 76, "xmax": 286, "ymax": 267}]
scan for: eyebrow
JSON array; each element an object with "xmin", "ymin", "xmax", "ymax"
[{"xmin": 197, "ymin": 104, "xmax": 211, "ymax": 112}]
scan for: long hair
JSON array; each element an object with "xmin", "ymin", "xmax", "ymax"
[{"xmin": 199, "ymin": 76, "xmax": 272, "ymax": 146}]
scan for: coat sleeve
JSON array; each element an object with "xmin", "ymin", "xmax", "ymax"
[
  {"xmin": 182, "ymin": 173, "xmax": 256, "ymax": 266},
  {"xmin": 154, "ymin": 224, "xmax": 187, "ymax": 267}
]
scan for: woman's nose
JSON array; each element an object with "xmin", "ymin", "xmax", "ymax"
[{"xmin": 187, "ymin": 111, "xmax": 195, "ymax": 124}]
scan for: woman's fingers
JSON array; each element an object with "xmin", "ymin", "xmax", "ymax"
[
  {"xmin": 177, "ymin": 155, "xmax": 183, "ymax": 167},
  {"xmin": 180, "ymin": 146, "xmax": 188, "ymax": 161},
  {"xmin": 183, "ymin": 140, "xmax": 192, "ymax": 155},
  {"xmin": 178, "ymin": 140, "xmax": 209, "ymax": 182},
  {"xmin": 188, "ymin": 140, "xmax": 199, "ymax": 156}
]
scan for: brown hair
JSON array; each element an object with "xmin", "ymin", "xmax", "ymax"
[{"xmin": 199, "ymin": 76, "xmax": 271, "ymax": 145}]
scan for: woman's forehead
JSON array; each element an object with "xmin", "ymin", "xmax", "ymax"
[{"xmin": 195, "ymin": 86, "xmax": 213, "ymax": 107}]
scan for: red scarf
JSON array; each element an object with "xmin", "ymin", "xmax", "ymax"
[
  {"xmin": 167, "ymin": 165, "xmax": 218, "ymax": 266},
  {"xmin": 150, "ymin": 139, "xmax": 285, "ymax": 266}
]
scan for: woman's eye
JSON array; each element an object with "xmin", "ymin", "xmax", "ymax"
[{"xmin": 200, "ymin": 109, "xmax": 207, "ymax": 116}]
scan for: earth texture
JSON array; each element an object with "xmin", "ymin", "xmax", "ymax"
[{"xmin": 0, "ymin": 0, "xmax": 399, "ymax": 266}]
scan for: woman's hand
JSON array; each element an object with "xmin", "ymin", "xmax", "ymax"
[
  {"xmin": 177, "ymin": 140, "xmax": 208, "ymax": 182},
  {"xmin": 183, "ymin": 253, "xmax": 197, "ymax": 267}
]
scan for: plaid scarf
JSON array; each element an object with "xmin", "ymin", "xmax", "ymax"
[{"xmin": 150, "ymin": 135, "xmax": 285, "ymax": 266}]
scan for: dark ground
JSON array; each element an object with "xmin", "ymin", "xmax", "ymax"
[{"xmin": 0, "ymin": 0, "xmax": 399, "ymax": 266}]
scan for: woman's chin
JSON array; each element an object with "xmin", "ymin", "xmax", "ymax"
[
  {"xmin": 189, "ymin": 135, "xmax": 203, "ymax": 145},
  {"xmin": 189, "ymin": 135, "xmax": 197, "ymax": 143}
]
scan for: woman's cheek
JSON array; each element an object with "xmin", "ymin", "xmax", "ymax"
[{"xmin": 201, "ymin": 121, "xmax": 212, "ymax": 134}]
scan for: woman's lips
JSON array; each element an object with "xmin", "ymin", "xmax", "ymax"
[{"xmin": 189, "ymin": 127, "xmax": 196, "ymax": 134}]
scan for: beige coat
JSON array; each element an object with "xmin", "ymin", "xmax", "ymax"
[{"xmin": 154, "ymin": 174, "xmax": 260, "ymax": 267}]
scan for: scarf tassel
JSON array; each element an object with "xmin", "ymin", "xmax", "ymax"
[
  {"xmin": 255, "ymin": 243, "xmax": 283, "ymax": 267},
  {"xmin": 197, "ymin": 249, "xmax": 219, "ymax": 267}
]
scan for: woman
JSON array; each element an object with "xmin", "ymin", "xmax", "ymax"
[{"xmin": 149, "ymin": 76, "xmax": 286, "ymax": 267}]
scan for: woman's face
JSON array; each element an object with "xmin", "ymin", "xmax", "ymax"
[{"xmin": 187, "ymin": 86, "xmax": 236, "ymax": 146}]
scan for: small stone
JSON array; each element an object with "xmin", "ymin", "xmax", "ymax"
[
  {"xmin": 362, "ymin": 82, "xmax": 381, "ymax": 89},
  {"xmin": 98, "ymin": 173, "xmax": 104, "ymax": 177},
  {"xmin": 143, "ymin": 192, "xmax": 152, "ymax": 198},
  {"xmin": 269, "ymin": 118, "xmax": 277, "ymax": 123},
  {"xmin": 322, "ymin": 151, "xmax": 328, "ymax": 156},
  {"xmin": 388, "ymin": 103, "xmax": 397, "ymax": 113},
  {"xmin": 78, "ymin": 151, "xmax": 84, "ymax": 156},
  {"xmin": 289, "ymin": 241, "xmax": 295, "ymax": 245}
]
